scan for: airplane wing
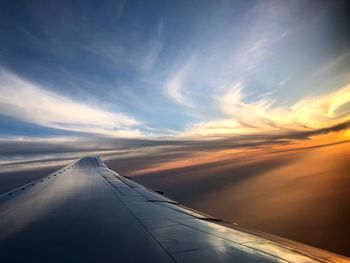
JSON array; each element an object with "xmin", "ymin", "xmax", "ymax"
[{"xmin": 0, "ymin": 157, "xmax": 348, "ymax": 262}]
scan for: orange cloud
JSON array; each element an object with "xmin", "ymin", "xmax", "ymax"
[{"xmin": 180, "ymin": 83, "xmax": 350, "ymax": 138}]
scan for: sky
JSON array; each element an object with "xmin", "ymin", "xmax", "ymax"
[{"xmin": 0, "ymin": 0, "xmax": 350, "ymax": 164}]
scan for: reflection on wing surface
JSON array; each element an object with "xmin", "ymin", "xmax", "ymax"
[{"xmin": 0, "ymin": 157, "xmax": 348, "ymax": 262}]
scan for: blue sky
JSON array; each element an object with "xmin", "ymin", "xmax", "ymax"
[{"xmin": 0, "ymin": 0, "xmax": 349, "ymax": 141}]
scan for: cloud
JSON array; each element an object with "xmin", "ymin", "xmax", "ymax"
[
  {"xmin": 308, "ymin": 51, "xmax": 350, "ymax": 81},
  {"xmin": 180, "ymin": 82, "xmax": 350, "ymax": 138},
  {"xmin": 0, "ymin": 69, "xmax": 142, "ymax": 137},
  {"xmin": 2, "ymin": 66, "xmax": 348, "ymax": 143},
  {"xmin": 142, "ymin": 19, "xmax": 164, "ymax": 71},
  {"xmin": 165, "ymin": 59, "xmax": 195, "ymax": 107},
  {"xmin": 292, "ymin": 84, "xmax": 350, "ymax": 127}
]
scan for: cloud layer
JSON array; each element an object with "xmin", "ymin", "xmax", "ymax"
[
  {"xmin": 0, "ymin": 69, "xmax": 142, "ymax": 137},
  {"xmin": 0, "ymin": 0, "xmax": 349, "ymax": 156}
]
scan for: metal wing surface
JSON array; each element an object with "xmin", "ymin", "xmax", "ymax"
[{"xmin": 0, "ymin": 157, "xmax": 348, "ymax": 262}]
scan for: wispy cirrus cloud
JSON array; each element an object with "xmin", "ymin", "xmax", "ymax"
[
  {"xmin": 180, "ymin": 82, "xmax": 350, "ymax": 138},
  {"xmin": 0, "ymin": 69, "xmax": 142, "ymax": 138},
  {"xmin": 165, "ymin": 59, "xmax": 195, "ymax": 107}
]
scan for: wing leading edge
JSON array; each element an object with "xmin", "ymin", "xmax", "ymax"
[{"xmin": 0, "ymin": 157, "xmax": 348, "ymax": 262}]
